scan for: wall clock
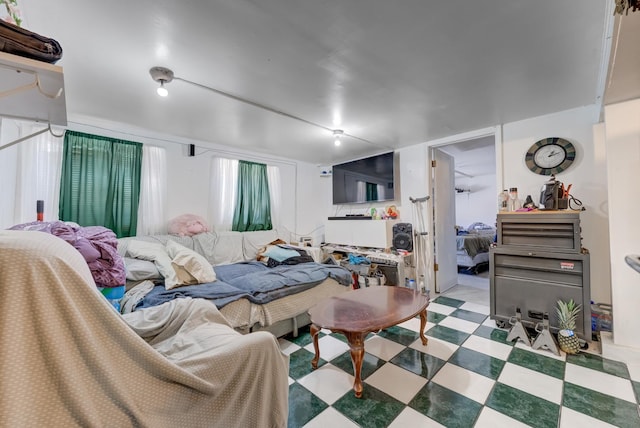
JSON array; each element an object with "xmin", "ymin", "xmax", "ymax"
[{"xmin": 525, "ymin": 137, "xmax": 576, "ymax": 175}]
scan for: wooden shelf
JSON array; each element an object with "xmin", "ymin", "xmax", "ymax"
[{"xmin": 0, "ymin": 51, "xmax": 66, "ymax": 126}]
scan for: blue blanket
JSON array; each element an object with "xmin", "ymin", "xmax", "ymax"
[{"xmin": 138, "ymin": 261, "xmax": 352, "ymax": 310}]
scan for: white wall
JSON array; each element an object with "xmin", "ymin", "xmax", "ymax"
[
  {"xmin": 295, "ymin": 165, "xmax": 330, "ymax": 246},
  {"xmin": 322, "ymin": 146, "xmax": 429, "ymax": 229},
  {"xmin": 455, "ymin": 172, "xmax": 497, "ymax": 229},
  {"xmin": 502, "ymin": 105, "xmax": 611, "ymax": 305},
  {"xmin": 604, "ymin": 98, "xmax": 640, "ymax": 349},
  {"xmin": 319, "ymin": 106, "xmax": 611, "ymax": 307}
]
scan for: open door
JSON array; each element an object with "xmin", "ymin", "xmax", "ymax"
[{"xmin": 432, "ymin": 148, "xmax": 458, "ymax": 293}]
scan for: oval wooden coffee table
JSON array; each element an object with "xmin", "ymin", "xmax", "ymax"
[{"xmin": 308, "ymin": 286, "xmax": 429, "ymax": 398}]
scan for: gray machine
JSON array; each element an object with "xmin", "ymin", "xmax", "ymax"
[{"xmin": 490, "ymin": 211, "xmax": 591, "ymax": 340}]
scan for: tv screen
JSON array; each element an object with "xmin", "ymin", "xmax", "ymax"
[{"xmin": 332, "ymin": 152, "xmax": 395, "ymax": 205}]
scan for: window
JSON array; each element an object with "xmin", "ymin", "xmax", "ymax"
[
  {"xmin": 210, "ymin": 157, "xmax": 281, "ymax": 232},
  {"xmin": 59, "ymin": 130, "xmax": 142, "ymax": 238}
]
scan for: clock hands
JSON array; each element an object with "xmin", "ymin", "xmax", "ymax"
[{"xmin": 548, "ymin": 150, "xmax": 560, "ymax": 157}]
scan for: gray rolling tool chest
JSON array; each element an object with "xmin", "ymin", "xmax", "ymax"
[{"xmin": 490, "ymin": 211, "xmax": 591, "ymax": 340}]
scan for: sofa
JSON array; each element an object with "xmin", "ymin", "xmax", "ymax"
[
  {"xmin": 117, "ymin": 229, "xmax": 353, "ymax": 337},
  {"xmin": 0, "ymin": 230, "xmax": 289, "ymax": 427}
]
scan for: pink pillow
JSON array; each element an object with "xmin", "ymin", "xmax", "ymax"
[{"xmin": 167, "ymin": 214, "xmax": 210, "ymax": 237}]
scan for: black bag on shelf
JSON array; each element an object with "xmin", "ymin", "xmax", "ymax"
[{"xmin": 0, "ymin": 20, "xmax": 62, "ymax": 64}]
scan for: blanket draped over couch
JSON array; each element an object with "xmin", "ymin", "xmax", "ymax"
[{"xmin": 0, "ymin": 231, "xmax": 289, "ymax": 427}]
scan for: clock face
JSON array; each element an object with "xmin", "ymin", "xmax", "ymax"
[
  {"xmin": 525, "ymin": 137, "xmax": 576, "ymax": 175},
  {"xmin": 533, "ymin": 145, "xmax": 565, "ymax": 169}
]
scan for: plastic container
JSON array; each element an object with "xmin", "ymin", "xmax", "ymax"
[
  {"xmin": 590, "ymin": 301, "xmax": 613, "ymax": 332},
  {"xmin": 498, "ymin": 190, "xmax": 509, "ymax": 212},
  {"xmin": 99, "ymin": 285, "xmax": 125, "ymax": 312}
]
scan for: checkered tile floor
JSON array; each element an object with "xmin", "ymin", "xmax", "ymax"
[{"xmin": 279, "ymin": 296, "xmax": 640, "ymax": 428}]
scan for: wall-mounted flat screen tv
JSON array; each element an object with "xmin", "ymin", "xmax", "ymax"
[{"xmin": 332, "ymin": 151, "xmax": 395, "ymax": 205}]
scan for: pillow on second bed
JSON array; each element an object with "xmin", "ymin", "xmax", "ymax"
[
  {"xmin": 126, "ymin": 240, "xmax": 180, "ymax": 289},
  {"xmin": 126, "ymin": 239, "xmax": 216, "ymax": 290},
  {"xmin": 263, "ymin": 245, "xmax": 301, "ymax": 262},
  {"xmin": 261, "ymin": 244, "xmax": 315, "ymax": 267},
  {"xmin": 124, "ymin": 258, "xmax": 162, "ymax": 281},
  {"xmin": 165, "ymin": 240, "xmax": 216, "ymax": 287}
]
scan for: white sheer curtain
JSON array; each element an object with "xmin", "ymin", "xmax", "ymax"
[
  {"xmin": 209, "ymin": 157, "xmax": 238, "ymax": 231},
  {"xmin": 137, "ymin": 145, "xmax": 167, "ymax": 235},
  {"xmin": 356, "ymin": 180, "xmax": 366, "ymax": 202},
  {"xmin": 377, "ymin": 183, "xmax": 386, "ymax": 200},
  {"xmin": 267, "ymin": 165, "xmax": 281, "ymax": 229},
  {"xmin": 14, "ymin": 123, "xmax": 63, "ymax": 224}
]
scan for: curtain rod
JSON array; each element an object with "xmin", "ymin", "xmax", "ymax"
[{"xmin": 204, "ymin": 148, "xmax": 298, "ymax": 167}]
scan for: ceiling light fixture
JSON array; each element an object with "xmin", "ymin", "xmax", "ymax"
[
  {"xmin": 148, "ymin": 66, "xmax": 390, "ymax": 150},
  {"xmin": 149, "ymin": 66, "xmax": 174, "ymax": 97},
  {"xmin": 333, "ymin": 129, "xmax": 344, "ymax": 146}
]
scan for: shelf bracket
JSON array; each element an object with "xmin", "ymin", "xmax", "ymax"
[
  {"xmin": 0, "ymin": 71, "xmax": 63, "ymax": 100},
  {"xmin": 0, "ymin": 122, "xmax": 64, "ymax": 152}
]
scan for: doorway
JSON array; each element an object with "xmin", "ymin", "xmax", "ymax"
[{"xmin": 431, "ymin": 132, "xmax": 498, "ymax": 306}]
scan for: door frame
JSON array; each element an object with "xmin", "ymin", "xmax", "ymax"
[{"xmin": 425, "ymin": 126, "xmax": 503, "ymax": 291}]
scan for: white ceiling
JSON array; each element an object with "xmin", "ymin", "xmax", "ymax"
[
  {"xmin": 439, "ymin": 136, "xmax": 496, "ymax": 179},
  {"xmin": 19, "ymin": 1, "xmax": 616, "ymax": 165}
]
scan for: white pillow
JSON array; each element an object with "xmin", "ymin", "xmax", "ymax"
[
  {"xmin": 165, "ymin": 240, "xmax": 216, "ymax": 286},
  {"xmin": 124, "ymin": 257, "xmax": 162, "ymax": 281},
  {"xmin": 125, "ymin": 240, "xmax": 180, "ymax": 289}
]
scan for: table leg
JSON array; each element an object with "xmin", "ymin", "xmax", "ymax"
[
  {"xmin": 310, "ymin": 323, "xmax": 321, "ymax": 369},
  {"xmin": 345, "ymin": 332, "xmax": 367, "ymax": 398},
  {"xmin": 419, "ymin": 309, "xmax": 429, "ymax": 346}
]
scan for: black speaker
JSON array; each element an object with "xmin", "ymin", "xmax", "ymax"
[
  {"xmin": 392, "ymin": 223, "xmax": 413, "ymax": 252},
  {"xmin": 188, "ymin": 144, "xmax": 195, "ymax": 157}
]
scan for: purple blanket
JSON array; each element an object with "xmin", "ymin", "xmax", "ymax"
[{"xmin": 9, "ymin": 221, "xmax": 125, "ymax": 287}]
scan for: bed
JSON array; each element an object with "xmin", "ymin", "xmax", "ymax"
[
  {"xmin": 456, "ymin": 222, "xmax": 495, "ymax": 274},
  {"xmin": 117, "ymin": 230, "xmax": 353, "ymax": 337}
]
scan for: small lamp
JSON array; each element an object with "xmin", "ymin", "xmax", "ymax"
[{"xmin": 149, "ymin": 66, "xmax": 174, "ymax": 97}]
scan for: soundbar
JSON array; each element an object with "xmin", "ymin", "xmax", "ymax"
[{"xmin": 328, "ymin": 216, "xmax": 373, "ymax": 220}]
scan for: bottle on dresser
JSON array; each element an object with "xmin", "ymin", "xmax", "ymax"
[{"xmin": 508, "ymin": 188, "xmax": 522, "ymax": 211}]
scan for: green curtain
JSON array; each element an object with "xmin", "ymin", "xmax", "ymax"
[
  {"xmin": 366, "ymin": 182, "xmax": 378, "ymax": 201},
  {"xmin": 232, "ymin": 160, "xmax": 272, "ymax": 232},
  {"xmin": 59, "ymin": 130, "xmax": 142, "ymax": 238}
]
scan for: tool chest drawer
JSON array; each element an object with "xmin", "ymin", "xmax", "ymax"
[
  {"xmin": 489, "ymin": 246, "xmax": 591, "ymax": 340},
  {"xmin": 492, "ymin": 252, "xmax": 585, "ymax": 287},
  {"xmin": 497, "ymin": 211, "xmax": 582, "ymax": 253}
]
